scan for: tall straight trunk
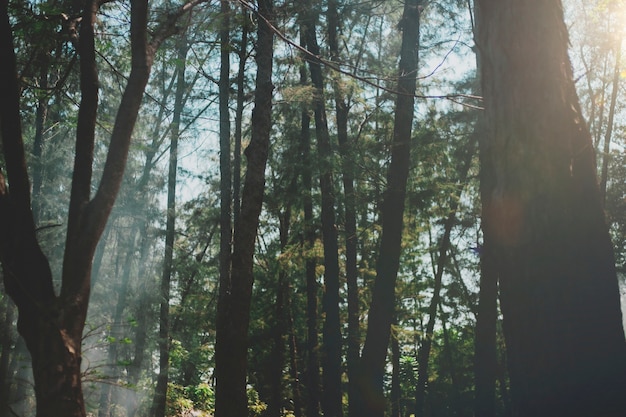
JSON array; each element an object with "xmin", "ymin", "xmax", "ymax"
[
  {"xmin": 31, "ymin": 54, "xmax": 50, "ymax": 223},
  {"xmin": 286, "ymin": 286, "xmax": 304, "ymax": 417},
  {"xmin": 298, "ymin": 37, "xmax": 321, "ymax": 417},
  {"xmin": 300, "ymin": 4, "xmax": 343, "ymax": 416},
  {"xmin": 215, "ymin": 1, "xmax": 233, "ymax": 414},
  {"xmin": 151, "ymin": 37, "xmax": 188, "ymax": 417},
  {"xmin": 599, "ymin": 41, "xmax": 621, "ymax": 204},
  {"xmin": 390, "ymin": 320, "xmax": 401, "ymax": 417},
  {"xmin": 477, "ymin": 1, "xmax": 626, "ymax": 416},
  {"xmin": 355, "ymin": 2, "xmax": 420, "ymax": 417},
  {"xmin": 470, "ymin": 3, "xmax": 499, "ymax": 415},
  {"xmin": 213, "ymin": 0, "xmax": 274, "ymax": 414},
  {"xmin": 326, "ymin": 4, "xmax": 360, "ymax": 417},
  {"xmin": 268, "ymin": 205, "xmax": 293, "ymax": 417},
  {"xmin": 233, "ymin": 6, "xmax": 248, "ymax": 230}
]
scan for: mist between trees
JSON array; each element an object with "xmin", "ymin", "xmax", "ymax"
[{"xmin": 1, "ymin": 0, "xmax": 626, "ymax": 417}]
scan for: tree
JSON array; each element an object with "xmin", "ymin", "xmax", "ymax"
[
  {"xmin": 0, "ymin": 1, "xmax": 200, "ymax": 416},
  {"xmin": 476, "ymin": 0, "xmax": 626, "ymax": 416},
  {"xmin": 213, "ymin": 0, "xmax": 275, "ymax": 414},
  {"xmin": 355, "ymin": 1, "xmax": 420, "ymax": 416}
]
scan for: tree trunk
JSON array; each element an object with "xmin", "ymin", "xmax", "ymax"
[
  {"xmin": 476, "ymin": 1, "xmax": 626, "ymax": 416},
  {"xmin": 214, "ymin": 0, "xmax": 233, "ymax": 413},
  {"xmin": 98, "ymin": 237, "xmax": 136, "ymax": 417},
  {"xmin": 0, "ymin": 297, "xmax": 15, "ymax": 417},
  {"xmin": 298, "ymin": 34, "xmax": 321, "ymax": 416},
  {"xmin": 151, "ymin": 35, "xmax": 188, "ymax": 417},
  {"xmin": 390, "ymin": 321, "xmax": 401, "ymax": 417},
  {"xmin": 326, "ymin": 4, "xmax": 361, "ymax": 417},
  {"xmin": 0, "ymin": 1, "xmax": 190, "ymax": 415},
  {"xmin": 300, "ymin": 3, "xmax": 343, "ymax": 415},
  {"xmin": 233, "ymin": 6, "xmax": 249, "ymax": 231},
  {"xmin": 214, "ymin": 0, "xmax": 274, "ymax": 414},
  {"xmin": 355, "ymin": 2, "xmax": 420, "ymax": 416},
  {"xmin": 599, "ymin": 40, "xmax": 621, "ymax": 204}
]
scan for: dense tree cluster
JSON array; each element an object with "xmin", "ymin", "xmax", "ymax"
[{"xmin": 1, "ymin": 0, "xmax": 625, "ymax": 417}]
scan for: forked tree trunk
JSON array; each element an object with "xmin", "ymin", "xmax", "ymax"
[
  {"xmin": 476, "ymin": 1, "xmax": 626, "ymax": 416},
  {"xmin": 214, "ymin": 0, "xmax": 275, "ymax": 414},
  {"xmin": 0, "ymin": 1, "xmax": 195, "ymax": 415}
]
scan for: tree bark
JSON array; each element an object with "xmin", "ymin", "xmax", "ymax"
[
  {"xmin": 214, "ymin": 0, "xmax": 274, "ymax": 414},
  {"xmin": 355, "ymin": 2, "xmax": 420, "ymax": 416},
  {"xmin": 476, "ymin": 1, "xmax": 626, "ymax": 416}
]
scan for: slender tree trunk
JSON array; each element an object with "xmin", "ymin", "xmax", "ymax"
[
  {"xmin": 214, "ymin": 0, "xmax": 274, "ymax": 414},
  {"xmin": 300, "ymin": 4, "xmax": 343, "ymax": 416},
  {"xmin": 215, "ymin": 1, "xmax": 233, "ymax": 413},
  {"xmin": 99, "ymin": 237, "xmax": 136, "ymax": 417},
  {"xmin": 151, "ymin": 36, "xmax": 187, "ymax": 417},
  {"xmin": 477, "ymin": 1, "xmax": 626, "ymax": 415},
  {"xmin": 326, "ymin": 4, "xmax": 361, "ymax": 417},
  {"xmin": 414, "ymin": 214, "xmax": 454, "ymax": 417},
  {"xmin": 233, "ymin": 6, "xmax": 248, "ymax": 230},
  {"xmin": 268, "ymin": 207, "xmax": 293, "ymax": 417},
  {"xmin": 355, "ymin": 2, "xmax": 420, "ymax": 416},
  {"xmin": 599, "ymin": 40, "xmax": 621, "ymax": 204},
  {"xmin": 390, "ymin": 321, "xmax": 401, "ymax": 417},
  {"xmin": 298, "ymin": 37, "xmax": 321, "ymax": 417},
  {"xmin": 286, "ymin": 287, "xmax": 304, "ymax": 417}
]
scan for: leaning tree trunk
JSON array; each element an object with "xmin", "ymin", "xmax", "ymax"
[
  {"xmin": 476, "ymin": 1, "xmax": 626, "ymax": 416},
  {"xmin": 355, "ymin": 2, "xmax": 420, "ymax": 417},
  {"xmin": 213, "ymin": 0, "xmax": 274, "ymax": 414}
]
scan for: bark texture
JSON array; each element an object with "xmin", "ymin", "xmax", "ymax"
[{"xmin": 477, "ymin": 1, "xmax": 626, "ymax": 416}]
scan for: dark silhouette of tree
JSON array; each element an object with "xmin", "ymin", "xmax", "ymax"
[
  {"xmin": 0, "ymin": 1, "xmax": 201, "ymax": 415},
  {"xmin": 213, "ymin": 0, "xmax": 275, "ymax": 414},
  {"xmin": 476, "ymin": 0, "xmax": 626, "ymax": 416},
  {"xmin": 355, "ymin": 1, "xmax": 420, "ymax": 416}
]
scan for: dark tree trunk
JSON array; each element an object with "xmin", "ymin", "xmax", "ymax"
[
  {"xmin": 298, "ymin": 36, "xmax": 321, "ymax": 417},
  {"xmin": 300, "ymin": 4, "xmax": 343, "ymax": 416},
  {"xmin": 476, "ymin": 1, "xmax": 626, "ymax": 416},
  {"xmin": 233, "ymin": 6, "xmax": 248, "ymax": 230},
  {"xmin": 326, "ymin": 4, "xmax": 361, "ymax": 417},
  {"xmin": 473, "ymin": 235, "xmax": 498, "ymax": 417},
  {"xmin": 415, "ymin": 139, "xmax": 476, "ymax": 417},
  {"xmin": 213, "ymin": 0, "xmax": 274, "ymax": 414},
  {"xmin": 151, "ymin": 36, "xmax": 187, "ymax": 417},
  {"xmin": 214, "ymin": 0, "xmax": 233, "ymax": 413},
  {"xmin": 599, "ymin": 41, "xmax": 621, "ymax": 204},
  {"xmin": 0, "ymin": 1, "xmax": 190, "ymax": 415},
  {"xmin": 355, "ymin": 2, "xmax": 420, "ymax": 417},
  {"xmin": 267, "ymin": 207, "xmax": 292, "ymax": 417},
  {"xmin": 0, "ymin": 297, "xmax": 15, "ymax": 417},
  {"xmin": 390, "ymin": 321, "xmax": 401, "ymax": 417}
]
